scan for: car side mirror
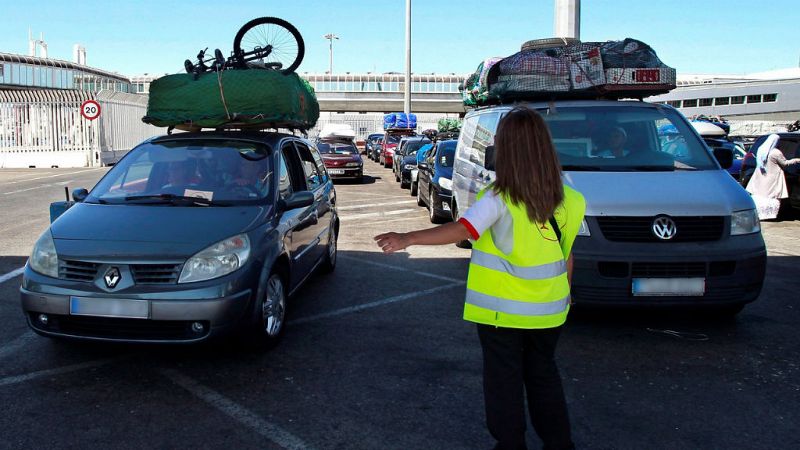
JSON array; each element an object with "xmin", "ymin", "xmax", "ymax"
[
  {"xmin": 713, "ymin": 147, "xmax": 733, "ymax": 169},
  {"xmin": 484, "ymin": 145, "xmax": 496, "ymax": 171},
  {"xmin": 279, "ymin": 191, "xmax": 314, "ymax": 212},
  {"xmin": 72, "ymin": 188, "xmax": 89, "ymax": 202}
]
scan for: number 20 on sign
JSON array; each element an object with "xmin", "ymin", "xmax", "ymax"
[{"xmin": 81, "ymin": 100, "xmax": 101, "ymax": 121}]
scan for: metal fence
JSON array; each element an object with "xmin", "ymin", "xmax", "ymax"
[{"xmin": 0, "ymin": 89, "xmax": 159, "ymax": 168}]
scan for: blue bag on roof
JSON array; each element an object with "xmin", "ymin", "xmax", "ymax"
[{"xmin": 384, "ymin": 112, "xmax": 417, "ymax": 130}]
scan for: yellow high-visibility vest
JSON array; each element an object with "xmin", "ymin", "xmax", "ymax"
[{"xmin": 463, "ymin": 185, "xmax": 586, "ymax": 329}]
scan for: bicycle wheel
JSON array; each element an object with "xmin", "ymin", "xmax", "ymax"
[
  {"xmin": 233, "ymin": 17, "xmax": 305, "ymax": 75},
  {"xmin": 184, "ymin": 59, "xmax": 194, "ymax": 74}
]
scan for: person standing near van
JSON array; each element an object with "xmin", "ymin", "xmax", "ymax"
[
  {"xmin": 375, "ymin": 107, "xmax": 585, "ymax": 450},
  {"xmin": 746, "ymin": 134, "xmax": 800, "ymax": 220}
]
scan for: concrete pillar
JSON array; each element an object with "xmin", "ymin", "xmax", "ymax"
[{"xmin": 554, "ymin": 0, "xmax": 580, "ymax": 40}]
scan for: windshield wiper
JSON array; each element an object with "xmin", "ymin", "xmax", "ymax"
[{"xmin": 123, "ymin": 194, "xmax": 231, "ymax": 206}]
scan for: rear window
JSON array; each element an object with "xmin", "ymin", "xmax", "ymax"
[
  {"xmin": 88, "ymin": 139, "xmax": 273, "ymax": 205},
  {"xmin": 436, "ymin": 141, "xmax": 457, "ymax": 167},
  {"xmin": 537, "ymin": 106, "xmax": 718, "ymax": 171}
]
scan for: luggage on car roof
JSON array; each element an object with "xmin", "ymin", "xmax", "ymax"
[
  {"xmin": 143, "ymin": 70, "xmax": 320, "ymax": 131},
  {"xmin": 468, "ymin": 38, "xmax": 676, "ymax": 105},
  {"xmin": 437, "ymin": 118, "xmax": 462, "ymax": 133},
  {"xmin": 384, "ymin": 113, "xmax": 417, "ymax": 130}
]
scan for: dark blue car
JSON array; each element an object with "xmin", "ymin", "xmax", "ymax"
[
  {"xmin": 416, "ymin": 140, "xmax": 457, "ymax": 223},
  {"xmin": 21, "ymin": 131, "xmax": 339, "ymax": 348}
]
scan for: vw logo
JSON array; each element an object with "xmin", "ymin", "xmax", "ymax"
[
  {"xmin": 104, "ymin": 267, "xmax": 121, "ymax": 288},
  {"xmin": 652, "ymin": 216, "xmax": 677, "ymax": 240}
]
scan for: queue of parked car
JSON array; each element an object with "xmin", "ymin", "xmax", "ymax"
[{"xmin": 363, "ymin": 128, "xmax": 459, "ymax": 224}]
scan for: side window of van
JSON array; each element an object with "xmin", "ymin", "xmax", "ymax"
[
  {"xmin": 470, "ymin": 112, "xmax": 501, "ymax": 167},
  {"xmin": 458, "ymin": 116, "xmax": 478, "ymax": 163}
]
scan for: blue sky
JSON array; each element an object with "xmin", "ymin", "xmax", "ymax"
[{"xmin": 0, "ymin": 0, "xmax": 795, "ymax": 77}]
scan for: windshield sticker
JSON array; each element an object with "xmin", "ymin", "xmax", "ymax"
[{"xmin": 184, "ymin": 189, "xmax": 214, "ymax": 201}]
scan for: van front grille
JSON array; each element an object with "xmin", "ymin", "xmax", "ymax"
[
  {"xmin": 597, "ymin": 216, "xmax": 724, "ymax": 242},
  {"xmin": 131, "ymin": 264, "xmax": 181, "ymax": 284}
]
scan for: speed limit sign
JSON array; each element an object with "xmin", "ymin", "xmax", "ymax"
[{"xmin": 80, "ymin": 100, "xmax": 101, "ymax": 121}]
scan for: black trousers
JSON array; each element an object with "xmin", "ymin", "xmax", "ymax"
[{"xmin": 477, "ymin": 324, "xmax": 574, "ymax": 450}]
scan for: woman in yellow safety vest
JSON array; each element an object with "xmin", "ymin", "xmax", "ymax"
[{"xmin": 375, "ymin": 107, "xmax": 585, "ymax": 450}]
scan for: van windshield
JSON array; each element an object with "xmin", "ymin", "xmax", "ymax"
[
  {"xmin": 536, "ymin": 106, "xmax": 718, "ymax": 171},
  {"xmin": 86, "ymin": 140, "xmax": 273, "ymax": 206}
]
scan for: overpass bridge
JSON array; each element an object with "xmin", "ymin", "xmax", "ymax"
[{"xmin": 303, "ymin": 73, "xmax": 465, "ymax": 113}]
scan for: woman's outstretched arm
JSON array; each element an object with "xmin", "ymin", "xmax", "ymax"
[{"xmin": 374, "ymin": 222, "xmax": 472, "ymax": 254}]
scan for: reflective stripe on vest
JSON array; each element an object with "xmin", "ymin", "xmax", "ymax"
[
  {"xmin": 471, "ymin": 249, "xmax": 566, "ymax": 280},
  {"xmin": 466, "ymin": 289, "xmax": 570, "ymax": 316}
]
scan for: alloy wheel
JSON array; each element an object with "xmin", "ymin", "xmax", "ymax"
[{"xmin": 263, "ymin": 274, "xmax": 286, "ymax": 337}]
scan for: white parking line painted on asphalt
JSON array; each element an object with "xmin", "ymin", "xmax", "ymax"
[
  {"xmin": 2, "ymin": 179, "xmax": 74, "ymax": 195},
  {"xmin": 340, "ymin": 208, "xmax": 419, "ymax": 221},
  {"xmin": 0, "ymin": 168, "xmax": 103, "ymax": 186},
  {"xmin": 0, "ymin": 332, "xmax": 35, "ymax": 362},
  {"xmin": 339, "ymin": 255, "xmax": 462, "ymax": 283},
  {"xmin": 368, "ymin": 216, "xmax": 431, "ymax": 226},
  {"xmin": 291, "ymin": 282, "xmax": 464, "ymax": 325},
  {"xmin": 336, "ymin": 191, "xmax": 408, "ymax": 199},
  {"xmin": 0, "ymin": 267, "xmax": 25, "ymax": 285},
  {"xmin": 160, "ymin": 369, "xmax": 313, "ymax": 450},
  {"xmin": 0, "ymin": 358, "xmax": 118, "ymax": 388},
  {"xmin": 336, "ymin": 200, "xmax": 416, "ymax": 211}
]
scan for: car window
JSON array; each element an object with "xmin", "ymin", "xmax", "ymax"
[
  {"xmin": 435, "ymin": 141, "xmax": 457, "ymax": 168},
  {"xmin": 307, "ymin": 143, "xmax": 329, "ymax": 183},
  {"xmin": 277, "ymin": 152, "xmax": 293, "ymax": 200},
  {"xmin": 294, "ymin": 142, "xmax": 324, "ymax": 190},
  {"xmin": 317, "ymin": 142, "xmax": 358, "ymax": 154},
  {"xmin": 88, "ymin": 139, "xmax": 272, "ymax": 205},
  {"xmin": 777, "ymin": 139, "xmax": 800, "ymax": 159},
  {"xmin": 460, "ymin": 112, "xmax": 500, "ymax": 167}
]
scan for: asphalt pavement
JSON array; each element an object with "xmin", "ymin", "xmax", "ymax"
[{"xmin": 0, "ymin": 161, "xmax": 798, "ymax": 450}]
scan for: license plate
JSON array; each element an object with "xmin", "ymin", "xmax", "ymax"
[
  {"xmin": 328, "ymin": 169, "xmax": 345, "ymax": 175},
  {"xmin": 632, "ymin": 278, "xmax": 705, "ymax": 297},
  {"xmin": 69, "ymin": 296, "xmax": 149, "ymax": 319},
  {"xmin": 633, "ymin": 69, "xmax": 660, "ymax": 83}
]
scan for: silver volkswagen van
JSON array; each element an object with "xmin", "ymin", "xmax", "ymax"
[{"xmin": 452, "ymin": 100, "xmax": 766, "ymax": 315}]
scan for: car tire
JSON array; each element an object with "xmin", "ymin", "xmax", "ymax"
[
  {"xmin": 400, "ymin": 178, "xmax": 410, "ymax": 189},
  {"xmin": 395, "ymin": 170, "xmax": 400, "ymax": 182},
  {"xmin": 248, "ymin": 271, "xmax": 287, "ymax": 350},
  {"xmin": 429, "ymin": 188, "xmax": 445, "ymax": 224},
  {"xmin": 410, "ymin": 181, "xmax": 418, "ymax": 197},
  {"xmin": 452, "ymin": 200, "xmax": 472, "ymax": 249},
  {"xmin": 321, "ymin": 225, "xmax": 338, "ymax": 273},
  {"xmin": 416, "ymin": 182, "xmax": 426, "ymax": 206}
]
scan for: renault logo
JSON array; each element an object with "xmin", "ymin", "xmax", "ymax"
[
  {"xmin": 652, "ymin": 216, "xmax": 677, "ymax": 240},
  {"xmin": 104, "ymin": 267, "xmax": 121, "ymax": 288}
]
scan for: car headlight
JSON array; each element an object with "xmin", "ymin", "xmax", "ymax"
[
  {"xmin": 404, "ymin": 164, "xmax": 416, "ymax": 170},
  {"xmin": 346, "ymin": 162, "xmax": 362, "ymax": 167},
  {"xmin": 29, "ymin": 230, "xmax": 59, "ymax": 278},
  {"xmin": 577, "ymin": 219, "xmax": 591, "ymax": 237},
  {"xmin": 731, "ymin": 209, "xmax": 760, "ymax": 235},
  {"xmin": 438, "ymin": 177, "xmax": 453, "ymax": 190},
  {"xmin": 179, "ymin": 234, "xmax": 251, "ymax": 283}
]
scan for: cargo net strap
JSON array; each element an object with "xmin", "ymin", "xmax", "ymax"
[
  {"xmin": 216, "ymin": 71, "xmax": 232, "ymax": 120},
  {"xmin": 484, "ymin": 38, "xmax": 674, "ymax": 102}
]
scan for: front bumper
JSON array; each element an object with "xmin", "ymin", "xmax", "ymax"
[
  {"xmin": 432, "ymin": 188, "xmax": 453, "ymax": 219},
  {"xmin": 20, "ymin": 267, "xmax": 255, "ymax": 343},
  {"xmin": 326, "ymin": 167, "xmax": 363, "ymax": 179},
  {"xmin": 570, "ymin": 224, "xmax": 767, "ymax": 307}
]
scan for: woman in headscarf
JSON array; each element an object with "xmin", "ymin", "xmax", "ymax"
[{"xmin": 746, "ymin": 134, "xmax": 800, "ymax": 220}]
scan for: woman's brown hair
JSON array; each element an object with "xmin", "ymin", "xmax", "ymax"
[{"xmin": 491, "ymin": 106, "xmax": 564, "ymax": 223}]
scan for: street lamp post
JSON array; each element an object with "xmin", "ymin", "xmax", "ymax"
[
  {"xmin": 404, "ymin": 0, "xmax": 411, "ymax": 114},
  {"xmin": 324, "ymin": 33, "xmax": 339, "ymax": 74}
]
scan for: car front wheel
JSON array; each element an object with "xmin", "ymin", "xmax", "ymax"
[{"xmin": 248, "ymin": 272, "xmax": 287, "ymax": 350}]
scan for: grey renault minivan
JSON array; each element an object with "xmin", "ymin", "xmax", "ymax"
[
  {"xmin": 452, "ymin": 100, "xmax": 766, "ymax": 315},
  {"xmin": 21, "ymin": 131, "xmax": 339, "ymax": 346}
]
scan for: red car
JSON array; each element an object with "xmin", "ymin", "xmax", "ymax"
[
  {"xmin": 317, "ymin": 140, "xmax": 364, "ymax": 182},
  {"xmin": 381, "ymin": 132, "xmax": 414, "ymax": 168}
]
